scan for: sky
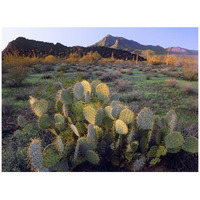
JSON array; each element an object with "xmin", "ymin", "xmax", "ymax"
[{"xmin": 2, "ymin": 27, "xmax": 198, "ymax": 51}]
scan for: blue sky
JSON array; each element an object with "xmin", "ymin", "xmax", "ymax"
[{"xmin": 2, "ymin": 27, "xmax": 198, "ymax": 50}]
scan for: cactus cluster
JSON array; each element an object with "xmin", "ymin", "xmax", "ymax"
[{"xmin": 15, "ymin": 79, "xmax": 198, "ymax": 172}]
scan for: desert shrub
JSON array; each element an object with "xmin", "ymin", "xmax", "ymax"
[
  {"xmin": 6, "ymin": 65, "xmax": 27, "ymax": 87},
  {"xmin": 180, "ymin": 83, "xmax": 197, "ymax": 95},
  {"xmin": 15, "ymin": 89, "xmax": 30, "ymax": 101},
  {"xmin": 14, "ymin": 80, "xmax": 198, "ymax": 172},
  {"xmin": 65, "ymin": 53, "xmax": 80, "ymax": 63},
  {"xmin": 80, "ymin": 51, "xmax": 101, "ymax": 64},
  {"xmin": 151, "ymin": 55, "xmax": 164, "ymax": 65},
  {"xmin": 166, "ymin": 54, "xmax": 177, "ymax": 66},
  {"xmin": 115, "ymin": 79, "xmax": 131, "ymax": 92},
  {"xmin": 181, "ymin": 58, "xmax": 198, "ymax": 81},
  {"xmin": 160, "ymin": 68, "xmax": 169, "ymax": 75},
  {"xmin": 2, "ymin": 101, "xmax": 16, "ymax": 118},
  {"xmin": 44, "ymin": 55, "xmax": 59, "ymax": 64},
  {"xmin": 94, "ymin": 71, "xmax": 103, "ymax": 76},
  {"xmin": 127, "ymin": 68, "xmax": 133, "ymax": 75},
  {"xmin": 120, "ymin": 90, "xmax": 142, "ymax": 103},
  {"xmin": 100, "ymin": 71, "xmax": 121, "ymax": 82},
  {"xmin": 146, "ymin": 74, "xmax": 151, "ymax": 80},
  {"xmin": 165, "ymin": 78, "xmax": 178, "ymax": 88}
]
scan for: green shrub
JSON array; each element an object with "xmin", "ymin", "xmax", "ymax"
[{"xmin": 15, "ymin": 80, "xmax": 198, "ymax": 172}]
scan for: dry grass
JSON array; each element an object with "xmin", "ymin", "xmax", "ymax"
[{"xmin": 165, "ymin": 78, "xmax": 178, "ymax": 88}]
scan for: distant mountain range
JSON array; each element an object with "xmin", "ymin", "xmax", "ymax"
[
  {"xmin": 91, "ymin": 34, "xmax": 198, "ymax": 55},
  {"xmin": 2, "ymin": 35, "xmax": 198, "ymax": 62},
  {"xmin": 2, "ymin": 37, "xmax": 146, "ymax": 61}
]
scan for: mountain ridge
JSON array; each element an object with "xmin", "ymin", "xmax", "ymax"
[
  {"xmin": 2, "ymin": 37, "xmax": 146, "ymax": 61},
  {"xmin": 91, "ymin": 34, "xmax": 198, "ymax": 55}
]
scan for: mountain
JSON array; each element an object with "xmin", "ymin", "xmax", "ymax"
[
  {"xmin": 167, "ymin": 47, "xmax": 198, "ymax": 55},
  {"xmin": 92, "ymin": 34, "xmax": 198, "ymax": 55},
  {"xmin": 2, "ymin": 37, "xmax": 146, "ymax": 61},
  {"xmin": 92, "ymin": 34, "xmax": 166, "ymax": 54}
]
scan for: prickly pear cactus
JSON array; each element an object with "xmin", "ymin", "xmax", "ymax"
[{"xmin": 17, "ymin": 79, "xmax": 197, "ymax": 172}]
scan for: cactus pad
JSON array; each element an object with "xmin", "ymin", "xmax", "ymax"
[
  {"xmin": 91, "ymin": 80, "xmax": 101, "ymax": 94},
  {"xmin": 112, "ymin": 105, "xmax": 121, "ymax": 119},
  {"xmin": 96, "ymin": 83, "xmax": 110, "ymax": 100},
  {"xmin": 56, "ymin": 135, "xmax": 64, "ymax": 153},
  {"xmin": 156, "ymin": 145, "xmax": 167, "ymax": 157},
  {"xmin": 83, "ymin": 105, "xmax": 96, "ymax": 124},
  {"xmin": 63, "ymin": 104, "xmax": 68, "ymax": 118},
  {"xmin": 140, "ymin": 136, "xmax": 148, "ymax": 153},
  {"xmin": 85, "ymin": 91, "xmax": 91, "ymax": 103},
  {"xmin": 133, "ymin": 157, "xmax": 146, "ymax": 172},
  {"xmin": 31, "ymin": 99, "xmax": 48, "ymax": 117},
  {"xmin": 38, "ymin": 114, "xmax": 50, "ymax": 129},
  {"xmin": 60, "ymin": 88, "xmax": 73, "ymax": 105},
  {"xmin": 85, "ymin": 150, "xmax": 100, "ymax": 164},
  {"xmin": 55, "ymin": 100, "xmax": 63, "ymax": 113},
  {"xmin": 70, "ymin": 124, "xmax": 80, "ymax": 137},
  {"xmin": 17, "ymin": 115, "xmax": 27, "ymax": 128},
  {"xmin": 110, "ymin": 93, "xmax": 120, "ymax": 101},
  {"xmin": 81, "ymin": 80, "xmax": 91, "ymax": 95},
  {"xmin": 149, "ymin": 158, "xmax": 160, "ymax": 166},
  {"xmin": 105, "ymin": 106, "xmax": 114, "ymax": 120},
  {"xmin": 73, "ymin": 82, "xmax": 84, "ymax": 100},
  {"xmin": 164, "ymin": 131, "xmax": 184, "ymax": 149},
  {"xmin": 95, "ymin": 108, "xmax": 104, "ymax": 126},
  {"xmin": 87, "ymin": 124, "xmax": 95, "ymax": 141},
  {"xmin": 137, "ymin": 108, "xmax": 154, "ymax": 130},
  {"xmin": 119, "ymin": 109, "xmax": 134, "ymax": 125},
  {"xmin": 182, "ymin": 137, "xmax": 198, "ymax": 153},
  {"xmin": 28, "ymin": 139, "xmax": 43, "ymax": 171},
  {"xmin": 147, "ymin": 146, "xmax": 158, "ymax": 158},
  {"xmin": 115, "ymin": 119, "xmax": 128, "ymax": 134},
  {"xmin": 43, "ymin": 149, "xmax": 62, "ymax": 168},
  {"xmin": 54, "ymin": 113, "xmax": 65, "ymax": 123},
  {"xmin": 71, "ymin": 101, "xmax": 85, "ymax": 121},
  {"xmin": 166, "ymin": 109, "xmax": 176, "ymax": 125},
  {"xmin": 60, "ymin": 129, "xmax": 73, "ymax": 141}
]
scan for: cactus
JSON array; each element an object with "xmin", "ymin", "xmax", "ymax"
[
  {"xmin": 85, "ymin": 150, "xmax": 100, "ymax": 164},
  {"xmin": 119, "ymin": 109, "xmax": 134, "ymax": 125},
  {"xmin": 81, "ymin": 80, "xmax": 91, "ymax": 95},
  {"xmin": 140, "ymin": 136, "xmax": 148, "ymax": 153},
  {"xmin": 23, "ymin": 79, "xmax": 198, "ymax": 172},
  {"xmin": 182, "ymin": 137, "xmax": 198, "ymax": 153},
  {"xmin": 95, "ymin": 108, "xmax": 104, "ymax": 126},
  {"xmin": 73, "ymin": 82, "xmax": 84, "ymax": 100},
  {"xmin": 91, "ymin": 80, "xmax": 101, "ymax": 95},
  {"xmin": 112, "ymin": 105, "xmax": 121, "ymax": 119},
  {"xmin": 28, "ymin": 139, "xmax": 43, "ymax": 171},
  {"xmin": 105, "ymin": 106, "xmax": 114, "ymax": 120},
  {"xmin": 156, "ymin": 146, "xmax": 167, "ymax": 157},
  {"xmin": 17, "ymin": 115, "xmax": 27, "ymax": 128},
  {"xmin": 83, "ymin": 105, "xmax": 96, "ymax": 124},
  {"xmin": 70, "ymin": 124, "xmax": 80, "ymax": 137},
  {"xmin": 133, "ymin": 157, "xmax": 146, "ymax": 172},
  {"xmin": 87, "ymin": 124, "xmax": 95, "ymax": 141},
  {"xmin": 60, "ymin": 88, "xmax": 73, "ymax": 105},
  {"xmin": 147, "ymin": 146, "xmax": 158, "ymax": 158},
  {"xmin": 43, "ymin": 148, "xmax": 62, "ymax": 168},
  {"xmin": 38, "ymin": 114, "xmax": 50, "ymax": 129},
  {"xmin": 96, "ymin": 83, "xmax": 110, "ymax": 100},
  {"xmin": 56, "ymin": 135, "xmax": 64, "ymax": 153},
  {"xmin": 110, "ymin": 93, "xmax": 120, "ymax": 101},
  {"xmin": 149, "ymin": 158, "xmax": 160, "ymax": 166},
  {"xmin": 137, "ymin": 108, "xmax": 154, "ymax": 130},
  {"xmin": 55, "ymin": 100, "xmax": 63, "ymax": 113},
  {"xmin": 71, "ymin": 101, "xmax": 85, "ymax": 121},
  {"xmin": 115, "ymin": 119, "xmax": 128, "ymax": 134},
  {"xmin": 30, "ymin": 98, "xmax": 48, "ymax": 117},
  {"xmin": 164, "ymin": 131, "xmax": 184, "ymax": 149}
]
